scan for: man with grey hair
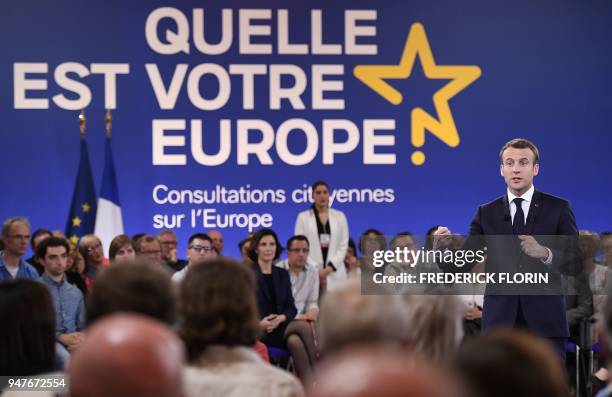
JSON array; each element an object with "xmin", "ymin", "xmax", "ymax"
[
  {"xmin": 0, "ymin": 217, "xmax": 39, "ymax": 282},
  {"xmin": 159, "ymin": 230, "xmax": 187, "ymax": 272},
  {"xmin": 318, "ymin": 280, "xmax": 406, "ymax": 357}
]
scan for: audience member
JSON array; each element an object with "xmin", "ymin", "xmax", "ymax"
[
  {"xmin": 455, "ymin": 330, "xmax": 568, "ymax": 397},
  {"xmin": 37, "ymin": 237, "xmax": 85, "ymax": 353},
  {"xmin": 0, "ymin": 216, "xmax": 39, "ymax": 281},
  {"xmin": 276, "ymin": 235, "xmax": 319, "ymax": 382},
  {"xmin": 159, "ymin": 230, "xmax": 187, "ymax": 272},
  {"xmin": 402, "ymin": 295, "xmax": 465, "ymax": 363},
  {"xmin": 310, "ymin": 348, "xmax": 458, "ymax": 397},
  {"xmin": 295, "ymin": 181, "xmax": 349, "ymax": 292},
  {"xmin": 108, "ymin": 234, "xmax": 136, "ymax": 264},
  {"xmin": 86, "ymin": 259, "xmax": 175, "ymax": 325},
  {"xmin": 343, "ymin": 238, "xmax": 360, "ymax": 278},
  {"xmin": 318, "ymin": 280, "xmax": 406, "ymax": 357},
  {"xmin": 136, "ymin": 234, "xmax": 164, "ymax": 266},
  {"xmin": 207, "ymin": 229, "xmax": 224, "ymax": 255},
  {"xmin": 179, "ymin": 257, "xmax": 304, "ymax": 397},
  {"xmin": 0, "ymin": 280, "xmax": 57, "ymax": 377},
  {"xmin": 580, "ymin": 230, "xmax": 605, "ymax": 314},
  {"xmin": 70, "ymin": 314, "xmax": 185, "ymax": 397},
  {"xmin": 358, "ymin": 228, "xmax": 387, "ymax": 276},
  {"xmin": 65, "ymin": 242, "xmax": 87, "ymax": 295},
  {"xmin": 595, "ymin": 295, "xmax": 612, "ymax": 397},
  {"xmin": 77, "ymin": 234, "xmax": 108, "ymax": 285},
  {"xmin": 26, "ymin": 228, "xmax": 52, "ymax": 275},
  {"xmin": 172, "ymin": 233, "xmax": 216, "ymax": 283},
  {"xmin": 239, "ymin": 235, "xmax": 252, "ymax": 265}
]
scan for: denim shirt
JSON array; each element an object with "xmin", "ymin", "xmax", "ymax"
[
  {"xmin": 0, "ymin": 251, "xmax": 39, "ymax": 282},
  {"xmin": 39, "ymin": 273, "xmax": 85, "ymax": 335}
]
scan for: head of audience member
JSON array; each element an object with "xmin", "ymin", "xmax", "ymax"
[
  {"xmin": 36, "ymin": 236, "xmax": 70, "ymax": 281},
  {"xmin": 358, "ymin": 229, "xmax": 386, "ymax": 270},
  {"xmin": 402, "ymin": 295, "xmax": 464, "ymax": 363},
  {"xmin": 159, "ymin": 230, "xmax": 179, "ymax": 262},
  {"xmin": 344, "ymin": 238, "xmax": 359, "ymax": 274},
  {"xmin": 0, "ymin": 279, "xmax": 56, "ymax": 376},
  {"xmin": 311, "ymin": 348, "xmax": 458, "ymax": 397},
  {"xmin": 207, "ymin": 230, "xmax": 224, "ymax": 255},
  {"xmin": 579, "ymin": 230, "xmax": 600, "ymax": 272},
  {"xmin": 70, "ymin": 314, "xmax": 185, "ymax": 397},
  {"xmin": 238, "ymin": 237, "xmax": 252, "ymax": 263},
  {"xmin": 30, "ymin": 228, "xmax": 52, "ymax": 256},
  {"xmin": 52, "ymin": 230, "xmax": 66, "ymax": 239},
  {"xmin": 136, "ymin": 235, "xmax": 164, "ymax": 265},
  {"xmin": 318, "ymin": 280, "xmax": 406, "ymax": 357},
  {"xmin": 108, "ymin": 234, "xmax": 137, "ymax": 264},
  {"xmin": 311, "ymin": 180, "xmax": 330, "ymax": 210},
  {"xmin": 86, "ymin": 259, "xmax": 175, "ymax": 326},
  {"xmin": 67, "ymin": 243, "xmax": 86, "ymax": 275},
  {"xmin": 286, "ymin": 235, "xmax": 310, "ymax": 270},
  {"xmin": 455, "ymin": 330, "xmax": 567, "ymax": 397},
  {"xmin": 78, "ymin": 234, "xmax": 105, "ymax": 268},
  {"xmin": 248, "ymin": 228, "xmax": 282, "ymax": 266},
  {"xmin": 186, "ymin": 233, "xmax": 216, "ymax": 266},
  {"xmin": 602, "ymin": 232, "xmax": 612, "ymax": 267},
  {"xmin": 1, "ymin": 216, "xmax": 31, "ymax": 260},
  {"xmin": 390, "ymin": 232, "xmax": 417, "ymax": 265},
  {"xmin": 425, "ymin": 225, "xmax": 441, "ymax": 250},
  {"xmin": 179, "ymin": 258, "xmax": 260, "ymax": 362}
]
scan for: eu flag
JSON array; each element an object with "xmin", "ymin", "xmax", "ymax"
[{"xmin": 65, "ymin": 138, "xmax": 97, "ymax": 245}]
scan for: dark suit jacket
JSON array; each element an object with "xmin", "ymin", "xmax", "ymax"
[
  {"xmin": 442, "ymin": 190, "xmax": 580, "ymax": 337},
  {"xmin": 251, "ymin": 262, "xmax": 297, "ymax": 321}
]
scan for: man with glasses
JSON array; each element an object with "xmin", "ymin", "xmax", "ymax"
[
  {"xmin": 159, "ymin": 230, "xmax": 187, "ymax": 272},
  {"xmin": 276, "ymin": 235, "xmax": 319, "ymax": 321},
  {"xmin": 171, "ymin": 233, "xmax": 216, "ymax": 283},
  {"xmin": 0, "ymin": 216, "xmax": 39, "ymax": 281}
]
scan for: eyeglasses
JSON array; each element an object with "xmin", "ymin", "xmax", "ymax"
[
  {"xmin": 288, "ymin": 248, "xmax": 310, "ymax": 254},
  {"xmin": 86, "ymin": 243, "xmax": 102, "ymax": 254},
  {"xmin": 189, "ymin": 245, "xmax": 212, "ymax": 253}
]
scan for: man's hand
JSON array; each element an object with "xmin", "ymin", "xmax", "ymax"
[
  {"xmin": 433, "ymin": 226, "xmax": 453, "ymax": 250},
  {"xmin": 518, "ymin": 235, "xmax": 549, "ymax": 260},
  {"xmin": 465, "ymin": 307, "xmax": 482, "ymax": 320},
  {"xmin": 58, "ymin": 332, "xmax": 84, "ymax": 352}
]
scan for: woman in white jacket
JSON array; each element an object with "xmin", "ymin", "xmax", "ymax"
[{"xmin": 294, "ymin": 181, "xmax": 349, "ymax": 292}]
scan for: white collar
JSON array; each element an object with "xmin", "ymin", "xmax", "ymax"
[{"xmin": 507, "ymin": 184, "xmax": 535, "ymax": 204}]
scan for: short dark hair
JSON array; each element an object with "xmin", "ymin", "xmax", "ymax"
[
  {"xmin": 30, "ymin": 228, "xmax": 52, "ymax": 251},
  {"xmin": 86, "ymin": 260, "xmax": 175, "ymax": 326},
  {"xmin": 188, "ymin": 233, "xmax": 212, "ymax": 247},
  {"xmin": 359, "ymin": 228, "xmax": 386, "ymax": 254},
  {"xmin": 179, "ymin": 258, "xmax": 260, "ymax": 362},
  {"xmin": 499, "ymin": 138, "xmax": 540, "ymax": 164},
  {"xmin": 0, "ymin": 280, "xmax": 56, "ymax": 375},
  {"xmin": 108, "ymin": 234, "xmax": 136, "ymax": 260},
  {"xmin": 287, "ymin": 235, "xmax": 309, "ymax": 251},
  {"xmin": 36, "ymin": 236, "xmax": 70, "ymax": 260},
  {"xmin": 247, "ymin": 228, "xmax": 283, "ymax": 263},
  {"xmin": 390, "ymin": 232, "xmax": 414, "ymax": 249}
]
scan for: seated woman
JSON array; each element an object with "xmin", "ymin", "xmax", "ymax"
[
  {"xmin": 276, "ymin": 235, "xmax": 320, "ymax": 383},
  {"xmin": 108, "ymin": 234, "xmax": 137, "ymax": 264},
  {"xmin": 179, "ymin": 258, "xmax": 303, "ymax": 397}
]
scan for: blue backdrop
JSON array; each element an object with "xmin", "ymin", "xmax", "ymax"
[{"xmin": 1, "ymin": 0, "xmax": 610, "ymax": 258}]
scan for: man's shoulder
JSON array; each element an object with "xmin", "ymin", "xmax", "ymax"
[{"xmin": 535, "ymin": 190, "xmax": 570, "ymax": 207}]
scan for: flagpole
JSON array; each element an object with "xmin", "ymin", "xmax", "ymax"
[
  {"xmin": 105, "ymin": 109, "xmax": 112, "ymax": 140},
  {"xmin": 79, "ymin": 109, "xmax": 86, "ymax": 139}
]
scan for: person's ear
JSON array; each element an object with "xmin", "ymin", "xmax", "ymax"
[
  {"xmin": 499, "ymin": 163, "xmax": 504, "ymax": 177},
  {"xmin": 533, "ymin": 163, "xmax": 539, "ymax": 176}
]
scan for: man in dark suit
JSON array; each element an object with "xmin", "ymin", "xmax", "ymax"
[{"xmin": 435, "ymin": 138, "xmax": 581, "ymax": 361}]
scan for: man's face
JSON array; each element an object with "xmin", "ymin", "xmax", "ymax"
[
  {"xmin": 500, "ymin": 147, "xmax": 539, "ymax": 196},
  {"xmin": 603, "ymin": 236, "xmax": 612, "ymax": 265},
  {"xmin": 312, "ymin": 185, "xmax": 330, "ymax": 208},
  {"xmin": 208, "ymin": 230, "xmax": 224, "ymax": 254},
  {"xmin": 1, "ymin": 222, "xmax": 30, "ymax": 257},
  {"xmin": 287, "ymin": 239, "xmax": 309, "ymax": 269},
  {"xmin": 139, "ymin": 240, "xmax": 163, "ymax": 264},
  {"xmin": 187, "ymin": 238, "xmax": 215, "ymax": 264},
  {"xmin": 40, "ymin": 245, "xmax": 68, "ymax": 277},
  {"xmin": 159, "ymin": 233, "xmax": 178, "ymax": 260}
]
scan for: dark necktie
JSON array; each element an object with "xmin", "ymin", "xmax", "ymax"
[{"xmin": 512, "ymin": 198, "xmax": 526, "ymax": 235}]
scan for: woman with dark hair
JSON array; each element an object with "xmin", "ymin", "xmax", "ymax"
[
  {"xmin": 358, "ymin": 228, "xmax": 387, "ymax": 276},
  {"xmin": 65, "ymin": 241, "xmax": 87, "ymax": 295},
  {"xmin": 179, "ymin": 257, "xmax": 303, "ymax": 397},
  {"xmin": 0, "ymin": 279, "xmax": 57, "ymax": 377},
  {"xmin": 295, "ymin": 181, "xmax": 349, "ymax": 291},
  {"xmin": 108, "ymin": 234, "xmax": 136, "ymax": 264}
]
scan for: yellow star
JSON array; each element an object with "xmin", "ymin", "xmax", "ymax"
[
  {"xmin": 72, "ymin": 216, "xmax": 82, "ymax": 227},
  {"xmin": 70, "ymin": 235, "xmax": 79, "ymax": 245},
  {"xmin": 82, "ymin": 203, "xmax": 91, "ymax": 213},
  {"xmin": 354, "ymin": 23, "xmax": 481, "ymax": 165}
]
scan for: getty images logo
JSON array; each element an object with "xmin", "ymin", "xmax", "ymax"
[{"xmin": 354, "ymin": 23, "xmax": 482, "ymax": 166}]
